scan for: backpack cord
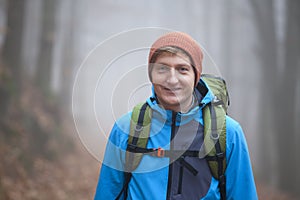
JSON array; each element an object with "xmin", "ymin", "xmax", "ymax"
[{"xmin": 115, "ymin": 172, "xmax": 132, "ymax": 200}]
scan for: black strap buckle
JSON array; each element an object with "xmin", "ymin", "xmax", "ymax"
[
  {"xmin": 219, "ymin": 174, "xmax": 226, "ymax": 185},
  {"xmin": 216, "ymin": 152, "xmax": 225, "ymax": 160},
  {"xmin": 127, "ymin": 144, "xmax": 154, "ymax": 154},
  {"xmin": 218, "ymin": 174, "xmax": 226, "ymax": 200}
]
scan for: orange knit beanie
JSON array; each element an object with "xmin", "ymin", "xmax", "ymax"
[{"xmin": 148, "ymin": 32, "xmax": 203, "ymax": 84}]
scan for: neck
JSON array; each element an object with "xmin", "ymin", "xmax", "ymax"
[{"xmin": 180, "ymin": 94, "xmax": 195, "ymax": 113}]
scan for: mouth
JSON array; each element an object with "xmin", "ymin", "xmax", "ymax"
[{"xmin": 162, "ymin": 86, "xmax": 181, "ymax": 93}]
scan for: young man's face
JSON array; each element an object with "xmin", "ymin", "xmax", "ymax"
[{"xmin": 151, "ymin": 52, "xmax": 195, "ymax": 112}]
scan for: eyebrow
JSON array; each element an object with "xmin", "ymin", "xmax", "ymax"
[{"xmin": 156, "ymin": 61, "xmax": 192, "ymax": 68}]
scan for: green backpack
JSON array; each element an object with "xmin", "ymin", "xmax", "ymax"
[{"xmin": 116, "ymin": 74, "xmax": 229, "ymax": 200}]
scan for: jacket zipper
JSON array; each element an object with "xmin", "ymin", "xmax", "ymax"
[{"xmin": 166, "ymin": 111, "xmax": 177, "ymax": 199}]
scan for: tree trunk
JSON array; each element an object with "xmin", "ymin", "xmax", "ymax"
[
  {"xmin": 35, "ymin": 0, "xmax": 57, "ymax": 93},
  {"xmin": 0, "ymin": 0, "xmax": 25, "ymax": 115},
  {"xmin": 249, "ymin": 0, "xmax": 279, "ymax": 184},
  {"xmin": 277, "ymin": 0, "xmax": 300, "ymax": 195},
  {"xmin": 59, "ymin": 0, "xmax": 75, "ymax": 113}
]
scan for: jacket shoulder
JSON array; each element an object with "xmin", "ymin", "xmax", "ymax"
[
  {"xmin": 225, "ymin": 115, "xmax": 246, "ymax": 149},
  {"xmin": 108, "ymin": 112, "xmax": 132, "ymax": 147}
]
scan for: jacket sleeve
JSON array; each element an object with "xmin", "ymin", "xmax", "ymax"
[
  {"xmin": 225, "ymin": 117, "xmax": 258, "ymax": 200},
  {"xmin": 94, "ymin": 122, "xmax": 128, "ymax": 200}
]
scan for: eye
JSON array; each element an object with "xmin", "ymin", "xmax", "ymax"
[
  {"xmin": 157, "ymin": 64, "xmax": 169, "ymax": 72},
  {"xmin": 179, "ymin": 66, "xmax": 190, "ymax": 73}
]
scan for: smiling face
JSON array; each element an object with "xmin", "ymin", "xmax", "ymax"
[{"xmin": 150, "ymin": 52, "xmax": 195, "ymax": 112}]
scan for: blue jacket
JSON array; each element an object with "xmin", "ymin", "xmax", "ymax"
[{"xmin": 95, "ymin": 80, "xmax": 258, "ymax": 200}]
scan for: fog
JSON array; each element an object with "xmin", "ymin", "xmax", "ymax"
[{"xmin": 1, "ymin": 0, "xmax": 299, "ymax": 198}]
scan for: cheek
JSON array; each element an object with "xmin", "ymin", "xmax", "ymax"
[
  {"xmin": 152, "ymin": 84, "xmax": 163, "ymax": 98},
  {"xmin": 182, "ymin": 74, "xmax": 195, "ymax": 87},
  {"xmin": 151, "ymin": 73, "xmax": 164, "ymax": 85},
  {"xmin": 152, "ymin": 83, "xmax": 160, "ymax": 91}
]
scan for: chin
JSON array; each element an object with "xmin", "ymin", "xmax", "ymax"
[
  {"xmin": 162, "ymin": 101, "xmax": 180, "ymax": 110},
  {"xmin": 164, "ymin": 99, "xmax": 180, "ymax": 106}
]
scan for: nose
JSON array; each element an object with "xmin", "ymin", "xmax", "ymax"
[{"xmin": 166, "ymin": 70, "xmax": 179, "ymax": 84}]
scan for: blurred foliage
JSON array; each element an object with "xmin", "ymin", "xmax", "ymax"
[
  {"xmin": 0, "ymin": 78, "xmax": 74, "ymax": 167},
  {"xmin": 0, "ymin": 0, "xmax": 299, "ymax": 198},
  {"xmin": 0, "ymin": 61, "xmax": 98, "ymax": 200}
]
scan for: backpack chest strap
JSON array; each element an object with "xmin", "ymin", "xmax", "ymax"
[
  {"xmin": 127, "ymin": 144, "xmax": 201, "ymax": 158},
  {"xmin": 127, "ymin": 144, "xmax": 200, "ymax": 175}
]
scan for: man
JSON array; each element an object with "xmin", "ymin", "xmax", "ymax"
[{"xmin": 95, "ymin": 32, "xmax": 258, "ymax": 199}]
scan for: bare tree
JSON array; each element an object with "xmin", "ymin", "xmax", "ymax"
[
  {"xmin": 276, "ymin": 0, "xmax": 300, "ymax": 195},
  {"xmin": 59, "ymin": 0, "xmax": 75, "ymax": 113},
  {"xmin": 35, "ymin": 0, "xmax": 57, "ymax": 93},
  {"xmin": 249, "ymin": 0, "xmax": 279, "ymax": 184},
  {"xmin": 0, "ymin": 0, "xmax": 25, "ymax": 115},
  {"xmin": 251, "ymin": 0, "xmax": 300, "ymax": 196},
  {"xmin": 2, "ymin": 0, "xmax": 25, "ymax": 70}
]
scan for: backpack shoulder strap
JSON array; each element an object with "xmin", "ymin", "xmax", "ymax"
[
  {"xmin": 203, "ymin": 102, "xmax": 227, "ymax": 200},
  {"xmin": 126, "ymin": 102, "xmax": 152, "ymax": 172},
  {"xmin": 203, "ymin": 102, "xmax": 226, "ymax": 179},
  {"xmin": 201, "ymin": 74, "xmax": 228, "ymax": 200},
  {"xmin": 116, "ymin": 102, "xmax": 152, "ymax": 200}
]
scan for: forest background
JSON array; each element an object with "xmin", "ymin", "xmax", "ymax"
[{"xmin": 0, "ymin": 0, "xmax": 299, "ymax": 199}]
